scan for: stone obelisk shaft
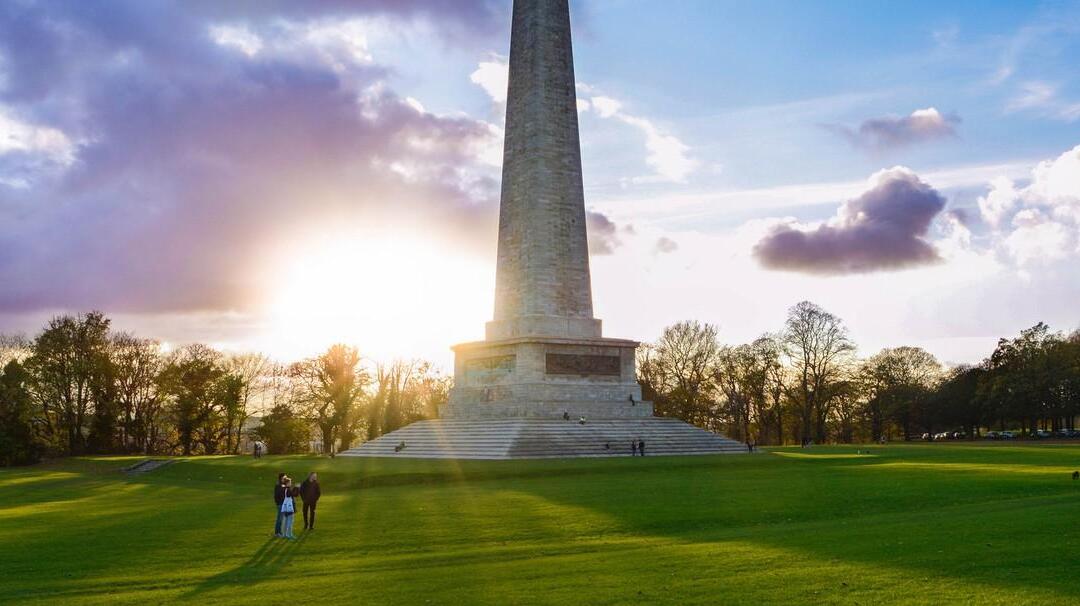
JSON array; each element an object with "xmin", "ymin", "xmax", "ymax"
[{"xmin": 488, "ymin": 0, "xmax": 601, "ymax": 341}]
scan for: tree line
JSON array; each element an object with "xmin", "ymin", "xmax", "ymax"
[
  {"xmin": 0, "ymin": 312, "xmax": 448, "ymax": 466},
  {"xmin": 639, "ymin": 301, "xmax": 1080, "ymax": 445}
]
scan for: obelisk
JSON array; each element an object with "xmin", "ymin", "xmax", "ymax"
[
  {"xmin": 488, "ymin": 0, "xmax": 599, "ymax": 341},
  {"xmin": 442, "ymin": 0, "xmax": 649, "ymax": 420}
]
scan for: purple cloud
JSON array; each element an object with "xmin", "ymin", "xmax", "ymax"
[
  {"xmin": 826, "ymin": 108, "xmax": 960, "ymax": 151},
  {"xmin": 753, "ymin": 168, "xmax": 947, "ymax": 275},
  {"xmin": 586, "ymin": 210, "xmax": 624, "ymax": 255},
  {"xmin": 0, "ymin": 1, "xmax": 502, "ymax": 314}
]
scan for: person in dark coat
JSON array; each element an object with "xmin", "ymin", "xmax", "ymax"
[
  {"xmin": 300, "ymin": 472, "xmax": 322, "ymax": 530},
  {"xmin": 631, "ymin": 441, "xmax": 637, "ymax": 456},
  {"xmin": 274, "ymin": 472, "xmax": 287, "ymax": 537},
  {"xmin": 638, "ymin": 440, "xmax": 646, "ymax": 456}
]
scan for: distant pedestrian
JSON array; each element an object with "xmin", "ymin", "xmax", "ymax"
[
  {"xmin": 300, "ymin": 472, "xmax": 321, "ymax": 530},
  {"xmin": 273, "ymin": 473, "xmax": 287, "ymax": 537},
  {"xmin": 563, "ymin": 411, "xmax": 570, "ymax": 421},
  {"xmin": 638, "ymin": 440, "xmax": 646, "ymax": 456},
  {"xmin": 280, "ymin": 478, "xmax": 297, "ymax": 539},
  {"xmin": 631, "ymin": 441, "xmax": 637, "ymax": 456},
  {"xmin": 746, "ymin": 441, "xmax": 754, "ymax": 453},
  {"xmin": 579, "ymin": 416, "xmax": 587, "ymax": 425}
]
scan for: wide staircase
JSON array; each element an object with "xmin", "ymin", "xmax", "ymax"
[{"xmin": 339, "ymin": 418, "xmax": 747, "ymax": 459}]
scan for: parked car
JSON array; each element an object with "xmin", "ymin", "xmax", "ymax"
[
  {"xmin": 1032, "ymin": 430, "xmax": 1053, "ymax": 439},
  {"xmin": 1001, "ymin": 431, "xmax": 1017, "ymax": 440},
  {"xmin": 1056, "ymin": 429, "xmax": 1080, "ymax": 438},
  {"xmin": 952, "ymin": 431, "xmax": 966, "ymax": 440},
  {"xmin": 984, "ymin": 431, "xmax": 1001, "ymax": 440}
]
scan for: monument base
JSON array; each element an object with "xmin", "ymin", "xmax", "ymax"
[
  {"xmin": 339, "ymin": 418, "xmax": 748, "ymax": 459},
  {"xmin": 443, "ymin": 335, "xmax": 649, "ymax": 420}
]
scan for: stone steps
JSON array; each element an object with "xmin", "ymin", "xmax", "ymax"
[{"xmin": 339, "ymin": 418, "xmax": 748, "ymax": 460}]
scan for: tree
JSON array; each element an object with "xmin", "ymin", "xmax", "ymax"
[
  {"xmin": 783, "ymin": 302, "xmax": 855, "ymax": 444},
  {"xmin": 714, "ymin": 344, "xmax": 761, "ymax": 443},
  {"xmin": 291, "ymin": 344, "xmax": 366, "ymax": 455},
  {"xmin": 24, "ymin": 312, "xmax": 114, "ymax": 455},
  {"xmin": 253, "ymin": 403, "xmax": 310, "ymax": 454},
  {"xmin": 367, "ymin": 360, "xmax": 448, "ymax": 441},
  {"xmin": 223, "ymin": 353, "xmax": 273, "ymax": 454},
  {"xmin": 158, "ymin": 344, "xmax": 230, "ymax": 455},
  {"xmin": 860, "ymin": 346, "xmax": 942, "ymax": 440},
  {"xmin": 638, "ymin": 321, "xmax": 723, "ymax": 430},
  {"xmin": 0, "ymin": 360, "xmax": 40, "ymax": 466},
  {"xmin": 110, "ymin": 335, "xmax": 165, "ymax": 454},
  {"xmin": 751, "ymin": 335, "xmax": 789, "ymax": 445}
]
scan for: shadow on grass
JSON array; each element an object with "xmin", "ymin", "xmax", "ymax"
[{"xmin": 182, "ymin": 533, "xmax": 310, "ymax": 599}]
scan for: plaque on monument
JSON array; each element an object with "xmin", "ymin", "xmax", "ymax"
[
  {"xmin": 465, "ymin": 355, "xmax": 516, "ymax": 385},
  {"xmin": 545, "ymin": 354, "xmax": 621, "ymax": 377}
]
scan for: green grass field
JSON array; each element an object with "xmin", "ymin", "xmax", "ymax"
[{"xmin": 3, "ymin": 445, "xmax": 1080, "ymax": 605}]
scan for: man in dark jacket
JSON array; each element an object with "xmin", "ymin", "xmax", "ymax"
[
  {"xmin": 300, "ymin": 472, "xmax": 321, "ymax": 530},
  {"xmin": 274, "ymin": 473, "xmax": 287, "ymax": 537}
]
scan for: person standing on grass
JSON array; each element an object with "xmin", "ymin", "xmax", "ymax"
[
  {"xmin": 274, "ymin": 472, "xmax": 287, "ymax": 537},
  {"xmin": 638, "ymin": 439, "xmax": 646, "ymax": 456},
  {"xmin": 300, "ymin": 472, "xmax": 321, "ymax": 530},
  {"xmin": 281, "ymin": 478, "xmax": 298, "ymax": 539},
  {"xmin": 631, "ymin": 441, "xmax": 637, "ymax": 456}
]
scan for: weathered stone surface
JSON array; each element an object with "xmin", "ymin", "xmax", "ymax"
[
  {"xmin": 443, "ymin": 0, "xmax": 647, "ymax": 421},
  {"xmin": 488, "ymin": 0, "xmax": 595, "ymax": 340}
]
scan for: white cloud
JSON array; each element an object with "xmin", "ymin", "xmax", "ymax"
[
  {"xmin": 470, "ymin": 56, "xmax": 508, "ymax": 105},
  {"xmin": 208, "ymin": 19, "xmax": 374, "ymax": 75},
  {"xmin": 209, "ymin": 24, "xmax": 263, "ymax": 57},
  {"xmin": 1006, "ymin": 81, "xmax": 1080, "ymax": 122},
  {"xmin": 469, "ymin": 62, "xmax": 699, "ymax": 184},
  {"xmin": 977, "ymin": 176, "xmax": 1021, "ymax": 228},
  {"xmin": 0, "ymin": 109, "xmax": 75, "ymax": 161},
  {"xmin": 0, "ymin": 107, "xmax": 77, "ymax": 186},
  {"xmin": 582, "ymin": 94, "xmax": 698, "ymax": 183},
  {"xmin": 973, "ymin": 145, "xmax": 1080, "ymax": 266}
]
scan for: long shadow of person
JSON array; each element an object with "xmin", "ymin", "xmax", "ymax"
[{"xmin": 183, "ymin": 533, "xmax": 309, "ymax": 598}]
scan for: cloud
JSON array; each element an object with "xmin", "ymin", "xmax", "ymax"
[
  {"xmin": 0, "ymin": 107, "xmax": 77, "ymax": 187},
  {"xmin": 468, "ymin": 61, "xmax": 698, "ymax": 185},
  {"xmin": 470, "ymin": 55, "xmax": 509, "ymax": 105},
  {"xmin": 585, "ymin": 210, "xmax": 624, "ymax": 255},
  {"xmin": 654, "ymin": 237, "xmax": 679, "ymax": 254},
  {"xmin": 753, "ymin": 167, "xmax": 947, "ymax": 275},
  {"xmin": 1005, "ymin": 81, "xmax": 1080, "ymax": 122},
  {"xmin": 0, "ymin": 0, "xmax": 502, "ymax": 314},
  {"xmin": 826, "ymin": 108, "xmax": 960, "ymax": 151},
  {"xmin": 581, "ymin": 94, "xmax": 698, "ymax": 183},
  {"xmin": 977, "ymin": 144, "xmax": 1080, "ymax": 265}
]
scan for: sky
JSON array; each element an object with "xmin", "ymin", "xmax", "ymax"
[{"xmin": 1, "ymin": 0, "xmax": 1079, "ymax": 367}]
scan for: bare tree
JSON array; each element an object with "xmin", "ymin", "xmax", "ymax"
[
  {"xmin": 783, "ymin": 302, "xmax": 855, "ymax": 445},
  {"xmin": 639, "ymin": 321, "xmax": 723, "ymax": 431},
  {"xmin": 223, "ymin": 353, "xmax": 273, "ymax": 454}
]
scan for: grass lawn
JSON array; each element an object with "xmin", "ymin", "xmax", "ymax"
[{"xmin": 3, "ymin": 444, "xmax": 1080, "ymax": 605}]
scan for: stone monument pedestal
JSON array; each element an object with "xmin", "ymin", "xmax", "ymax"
[{"xmin": 442, "ymin": 336, "xmax": 652, "ymax": 420}]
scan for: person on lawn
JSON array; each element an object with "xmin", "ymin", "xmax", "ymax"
[
  {"xmin": 273, "ymin": 472, "xmax": 287, "ymax": 537},
  {"xmin": 300, "ymin": 472, "xmax": 321, "ymax": 530},
  {"xmin": 280, "ymin": 478, "xmax": 298, "ymax": 539}
]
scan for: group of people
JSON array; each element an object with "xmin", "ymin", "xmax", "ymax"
[{"xmin": 274, "ymin": 472, "xmax": 321, "ymax": 539}]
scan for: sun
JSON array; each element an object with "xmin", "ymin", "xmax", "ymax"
[{"xmin": 259, "ymin": 234, "xmax": 492, "ymax": 363}]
